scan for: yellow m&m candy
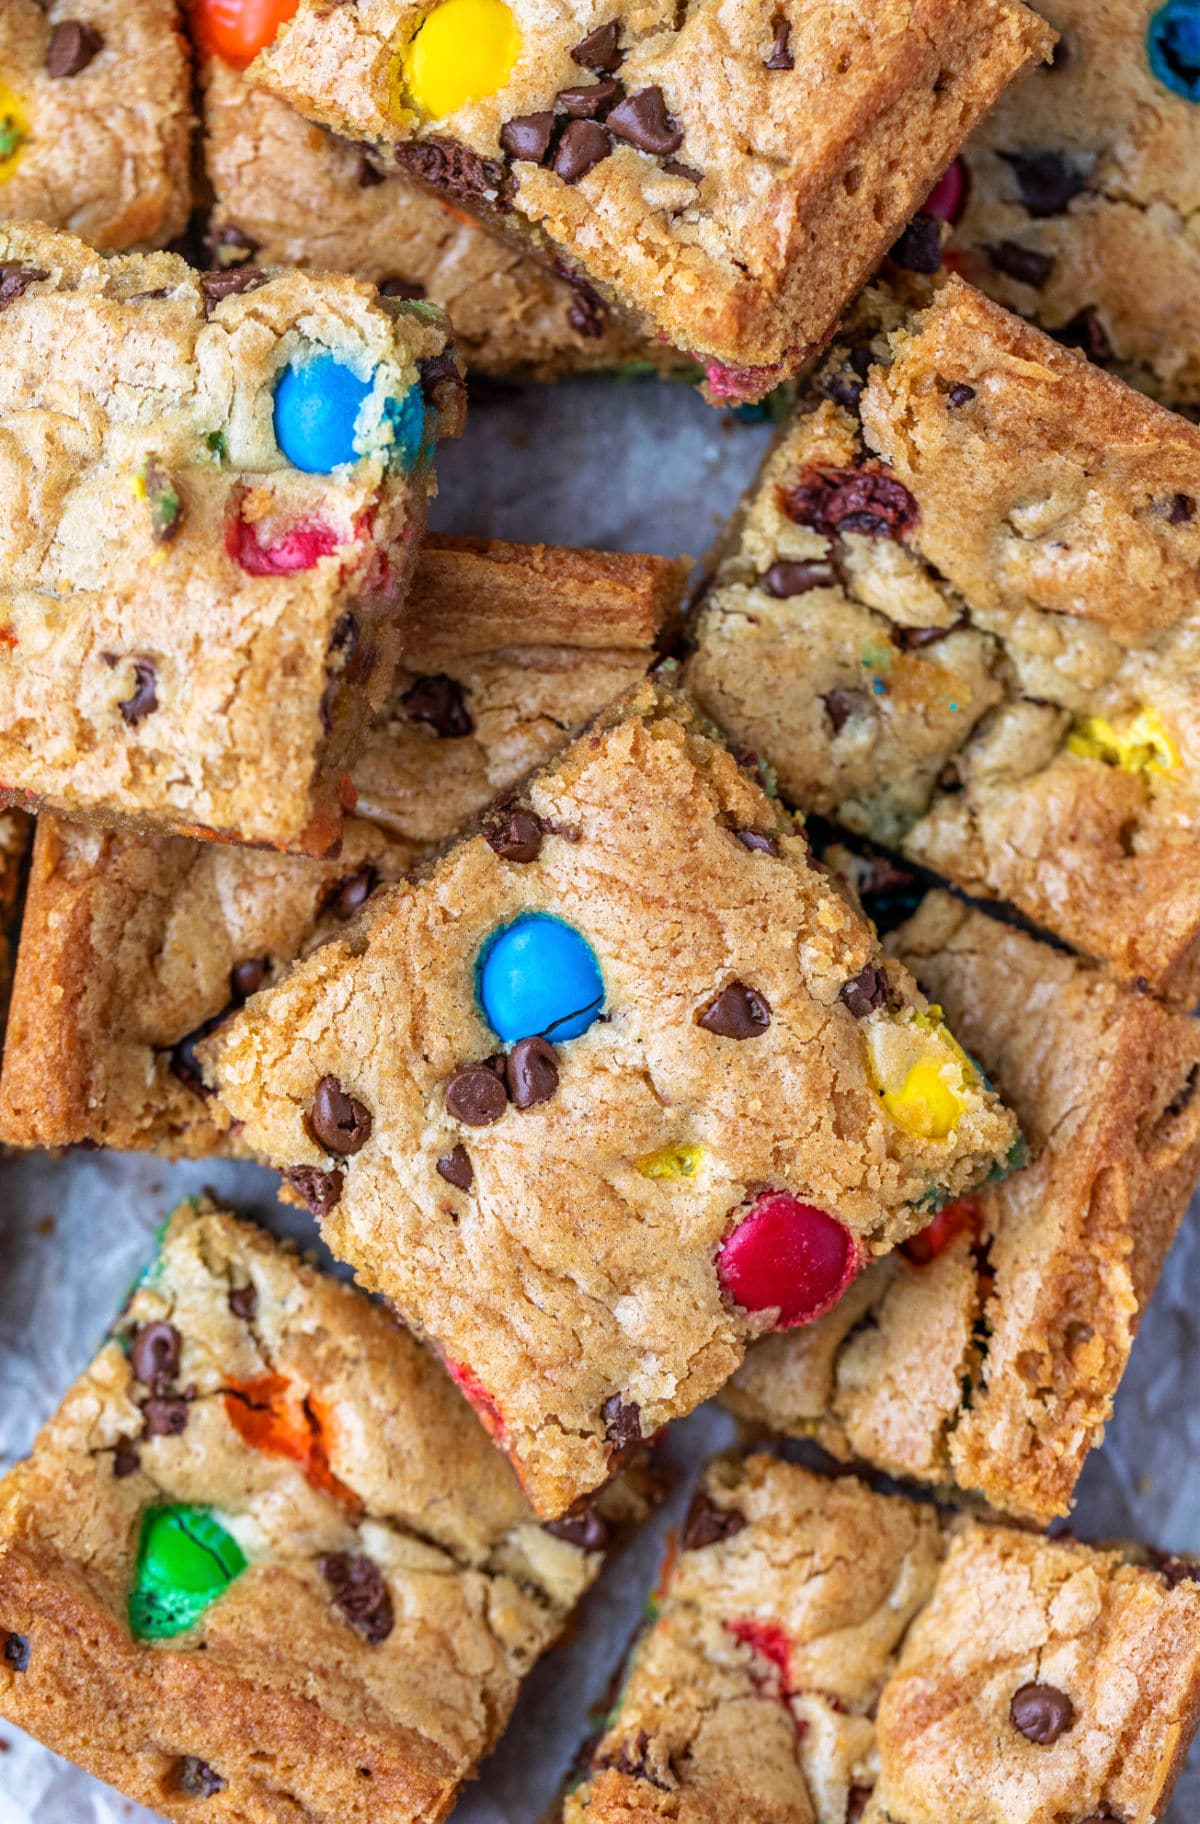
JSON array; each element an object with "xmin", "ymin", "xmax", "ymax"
[
  {"xmin": 0, "ymin": 81, "xmax": 29, "ymax": 184},
  {"xmin": 1067, "ymin": 707, "xmax": 1177, "ymax": 776},
  {"xmin": 401, "ymin": 0, "xmax": 520, "ymax": 118},
  {"xmin": 864, "ymin": 1006, "xmax": 973, "ymax": 1142},
  {"xmin": 635, "ymin": 1141, "xmax": 705, "ymax": 1181}
]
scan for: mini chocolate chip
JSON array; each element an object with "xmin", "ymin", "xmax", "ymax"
[
  {"xmin": 130, "ymin": 1321, "xmax": 181, "ymax": 1389},
  {"xmin": 112, "ymin": 1436, "xmax": 141, "ymax": 1478},
  {"xmin": 601, "ymin": 1394, "xmax": 642, "ymax": 1452},
  {"xmin": 394, "ymin": 137, "xmax": 506, "ymax": 205},
  {"xmin": 281, "ymin": 1164, "xmax": 344, "ymax": 1218},
  {"xmin": 1010, "ymin": 1682, "xmax": 1075, "ymax": 1744},
  {"xmin": 734, "ymin": 828, "xmax": 779, "ymax": 856},
  {"xmin": 762, "ymin": 559, "xmax": 836, "ymax": 597},
  {"xmin": 553, "ymin": 119, "xmax": 612, "ymax": 183},
  {"xmin": 571, "ymin": 20, "xmax": 622, "ymax": 71},
  {"xmin": 436, "ymin": 1144, "xmax": 474, "ymax": 1190},
  {"xmin": 545, "ymin": 1507, "xmax": 610, "ymax": 1551},
  {"xmin": 1055, "ymin": 306, "xmax": 1114, "ymax": 366},
  {"xmin": 1000, "ymin": 149, "xmax": 1086, "ymax": 218},
  {"xmin": 320, "ymin": 1552, "xmax": 394, "ymax": 1643},
  {"xmin": 500, "ymin": 111, "xmax": 556, "ymax": 163},
  {"xmin": 0, "ymin": 264, "xmax": 49, "ymax": 310},
  {"xmin": 839, "ymin": 963, "xmax": 890, "ymax": 1017},
  {"xmin": 228, "ymin": 1283, "xmax": 257, "ymax": 1320},
  {"xmin": 1160, "ymin": 1555, "xmax": 1200, "ymax": 1588},
  {"xmin": 697, "ymin": 981, "xmax": 771, "ymax": 1039},
  {"xmin": 557, "ymin": 78, "xmax": 619, "ymax": 117},
  {"xmin": 142, "ymin": 1395, "xmax": 191, "ymax": 1438},
  {"xmin": 987, "ymin": 241, "xmax": 1055, "ymax": 288},
  {"xmin": 2, "ymin": 1634, "xmax": 29, "ymax": 1673},
  {"xmin": 682, "ymin": 1491, "xmax": 747, "ymax": 1550},
  {"xmin": 46, "ymin": 19, "xmax": 104, "ymax": 77},
  {"xmin": 400, "ymin": 673, "xmax": 473, "ymax": 738},
  {"xmin": 890, "ymin": 212, "xmax": 944, "ymax": 274},
  {"xmin": 483, "ymin": 802, "xmax": 544, "ymax": 863},
  {"xmin": 781, "ymin": 464, "xmax": 919, "ymax": 540},
  {"xmin": 446, "ymin": 1065, "xmax": 509, "ymax": 1126},
  {"xmin": 230, "ymin": 957, "xmax": 267, "ymax": 1002},
  {"xmin": 176, "ymin": 1757, "xmax": 225, "ymax": 1798},
  {"xmin": 506, "ymin": 1036, "xmax": 559, "ymax": 1108},
  {"xmin": 328, "ymin": 864, "xmax": 378, "ymax": 920},
  {"xmin": 118, "ymin": 659, "xmax": 158, "ymax": 726},
  {"xmin": 764, "ymin": 12, "xmax": 794, "ymax": 68},
  {"xmin": 822, "ymin": 686, "xmax": 870, "ymax": 734},
  {"xmin": 948, "ymin": 382, "xmax": 976, "ymax": 406},
  {"xmin": 310, "ymin": 1075, "xmax": 372, "ymax": 1155},
  {"xmin": 606, "ymin": 87, "xmax": 683, "ymax": 156},
  {"xmin": 378, "ymin": 275, "xmax": 426, "ymax": 300},
  {"xmin": 662, "ymin": 158, "xmax": 701, "ymax": 182}
]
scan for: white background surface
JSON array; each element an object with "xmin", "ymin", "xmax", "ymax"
[{"xmin": 0, "ymin": 377, "xmax": 1197, "ymax": 1822}]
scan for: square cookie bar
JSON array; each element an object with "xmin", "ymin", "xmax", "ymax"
[
  {"xmin": 0, "ymin": 535, "xmax": 685, "ymax": 1155},
  {"xmin": 245, "ymin": 0, "xmax": 1051, "ymax": 401},
  {"xmin": 0, "ymin": 223, "xmax": 463, "ymax": 854},
  {"xmin": 562, "ymin": 1454, "xmax": 1200, "ymax": 1824},
  {"xmin": 0, "ymin": 1199, "xmax": 648, "ymax": 1824},
  {"xmin": 725, "ymin": 887, "xmax": 1200, "ymax": 1523},
  {"xmin": 686, "ymin": 277, "xmax": 1200, "ymax": 998},
  {"xmin": 0, "ymin": 0, "xmax": 191, "ymax": 250},
  {"xmin": 204, "ymin": 679, "xmax": 1018, "ymax": 1516},
  {"xmin": 946, "ymin": 0, "xmax": 1200, "ymax": 411},
  {"xmin": 201, "ymin": 56, "xmax": 684, "ymax": 380}
]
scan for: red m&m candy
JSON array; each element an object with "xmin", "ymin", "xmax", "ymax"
[
  {"xmin": 923, "ymin": 156, "xmax": 968, "ymax": 225},
  {"xmin": 191, "ymin": 0, "xmax": 300, "ymax": 68},
  {"xmin": 716, "ymin": 1190, "xmax": 858, "ymax": 1328}
]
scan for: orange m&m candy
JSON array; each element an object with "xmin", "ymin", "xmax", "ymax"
[{"xmin": 190, "ymin": 0, "xmax": 300, "ymax": 68}]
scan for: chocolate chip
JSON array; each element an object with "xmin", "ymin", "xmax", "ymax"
[
  {"xmin": 506, "ymin": 1036, "xmax": 559, "ymax": 1108},
  {"xmin": 310, "ymin": 1076, "xmax": 372, "ymax": 1156},
  {"xmin": 46, "ymin": 19, "xmax": 103, "ymax": 77},
  {"xmin": 228, "ymin": 1284, "xmax": 257, "ymax": 1320},
  {"xmin": 1010, "ymin": 1682, "xmax": 1075, "ymax": 1744},
  {"xmin": 781, "ymin": 465, "xmax": 919, "ymax": 540},
  {"xmin": 606, "ymin": 87, "xmax": 683, "ymax": 156},
  {"xmin": 987, "ymin": 241, "xmax": 1055, "ymax": 288},
  {"xmin": 819, "ymin": 343, "xmax": 875, "ymax": 413},
  {"xmin": 2, "ymin": 1634, "xmax": 29, "ymax": 1673},
  {"xmin": 200, "ymin": 268, "xmax": 268, "ymax": 316},
  {"xmin": 142, "ymin": 1395, "xmax": 191, "ymax": 1438},
  {"xmin": 762, "ymin": 559, "xmax": 836, "ymax": 597},
  {"xmin": 207, "ymin": 223, "xmax": 259, "ymax": 268},
  {"xmin": 948, "ymin": 382, "xmax": 976, "ymax": 406},
  {"xmin": 891, "ymin": 617, "xmax": 964, "ymax": 650},
  {"xmin": 839, "ymin": 963, "xmax": 890, "ymax": 1017},
  {"xmin": 1000, "ymin": 149, "xmax": 1086, "ymax": 218},
  {"xmin": 418, "ymin": 350, "xmax": 466, "ymax": 417},
  {"xmin": 1055, "ymin": 306, "xmax": 1114, "ymax": 366},
  {"xmin": 168, "ymin": 1009, "xmax": 228, "ymax": 1099},
  {"xmin": 682, "ymin": 1492, "xmax": 747, "ymax": 1550},
  {"xmin": 400, "ymin": 673, "xmax": 473, "ymax": 738},
  {"xmin": 1160, "ymin": 1555, "xmax": 1200, "ymax": 1588},
  {"xmin": 734, "ymin": 828, "xmax": 779, "ymax": 856},
  {"xmin": 571, "ymin": 20, "xmax": 622, "ymax": 71},
  {"xmin": 118, "ymin": 659, "xmax": 158, "ymax": 726},
  {"xmin": 601, "ymin": 1394, "xmax": 642, "ymax": 1452},
  {"xmin": 112, "ymin": 1437, "xmax": 141, "ymax": 1478},
  {"xmin": 545, "ymin": 1507, "xmax": 610, "ymax": 1551},
  {"xmin": 596, "ymin": 1730, "xmax": 668, "ymax": 1787},
  {"xmin": 567, "ymin": 288, "xmax": 605, "ymax": 336},
  {"xmin": 378, "ymin": 275, "xmax": 426, "ymax": 300},
  {"xmin": 0, "ymin": 264, "xmax": 49, "ymax": 310},
  {"xmin": 500, "ymin": 111, "xmax": 556, "ymax": 163},
  {"xmin": 483, "ymin": 802, "xmax": 543, "ymax": 863},
  {"xmin": 354, "ymin": 148, "xmax": 385, "ymax": 188},
  {"xmin": 553, "ymin": 119, "xmax": 612, "ymax": 183},
  {"xmin": 176, "ymin": 1757, "xmax": 225, "ymax": 1798},
  {"xmin": 130, "ymin": 1321, "xmax": 181, "ymax": 1390},
  {"xmin": 557, "ymin": 79, "xmax": 619, "ymax": 117},
  {"xmin": 394, "ymin": 137, "xmax": 506, "ymax": 205},
  {"xmin": 230, "ymin": 957, "xmax": 267, "ymax": 1002},
  {"xmin": 846, "ymin": 1788, "xmax": 871, "ymax": 1824},
  {"xmin": 764, "ymin": 13, "xmax": 794, "ymax": 68},
  {"xmin": 822, "ymin": 686, "xmax": 870, "ymax": 734},
  {"xmin": 328, "ymin": 864, "xmax": 378, "ymax": 921},
  {"xmin": 890, "ymin": 212, "xmax": 944, "ymax": 273},
  {"xmin": 662, "ymin": 159, "xmax": 701, "ymax": 182},
  {"xmin": 697, "ymin": 981, "xmax": 771, "ymax": 1039},
  {"xmin": 319, "ymin": 1553, "xmax": 394, "ymax": 1643},
  {"xmin": 436, "ymin": 1144, "xmax": 474, "ymax": 1190},
  {"xmin": 446, "ymin": 1065, "xmax": 509, "ymax": 1126},
  {"xmin": 1158, "ymin": 492, "xmax": 1195, "ymax": 527},
  {"xmin": 281, "ymin": 1164, "xmax": 344, "ymax": 1219}
]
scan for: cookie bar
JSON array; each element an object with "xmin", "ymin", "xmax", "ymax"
[
  {"xmin": 0, "ymin": 0, "xmax": 191, "ymax": 251},
  {"xmin": 201, "ymin": 55, "xmax": 683, "ymax": 380},
  {"xmin": 562, "ymin": 1454, "xmax": 1200, "ymax": 1824},
  {"xmin": 725, "ymin": 888, "xmax": 1200, "ymax": 1523},
  {"xmin": 0, "ymin": 1197, "xmax": 648, "ymax": 1824},
  {"xmin": 686, "ymin": 277, "xmax": 1200, "ymax": 999},
  {"xmin": 944, "ymin": 0, "xmax": 1200, "ymax": 410},
  {"xmin": 0, "ymin": 535, "xmax": 685, "ymax": 1155},
  {"xmin": 244, "ymin": 0, "xmax": 1052, "ymax": 402},
  {"xmin": 0, "ymin": 809, "xmax": 29, "ymax": 1047},
  {"xmin": 203, "ymin": 678, "xmax": 1018, "ymax": 1517},
  {"xmin": 0, "ymin": 223, "xmax": 463, "ymax": 854}
]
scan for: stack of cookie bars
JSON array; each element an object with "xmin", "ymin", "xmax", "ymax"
[{"xmin": 0, "ymin": 2, "xmax": 1199, "ymax": 1820}]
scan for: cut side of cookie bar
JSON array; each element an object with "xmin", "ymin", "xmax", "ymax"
[
  {"xmin": 687, "ymin": 276, "xmax": 1200, "ymax": 998},
  {"xmin": 562, "ymin": 1454, "xmax": 1200, "ymax": 1824},
  {"xmin": 0, "ymin": 0, "xmax": 192, "ymax": 251},
  {"xmin": 0, "ymin": 1199, "xmax": 647, "ymax": 1824},
  {"xmin": 725, "ymin": 887, "xmax": 1200, "ymax": 1524},
  {"xmin": 204, "ymin": 679, "xmax": 1017, "ymax": 1517},
  {"xmin": 0, "ymin": 536, "xmax": 685, "ymax": 1156},
  {"xmin": 245, "ymin": 0, "xmax": 1052, "ymax": 401},
  {"xmin": 0, "ymin": 808, "xmax": 29, "ymax": 1051},
  {"xmin": 0, "ymin": 222, "xmax": 464, "ymax": 854}
]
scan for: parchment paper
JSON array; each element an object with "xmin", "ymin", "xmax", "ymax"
[{"xmin": 0, "ymin": 378, "xmax": 1196, "ymax": 1823}]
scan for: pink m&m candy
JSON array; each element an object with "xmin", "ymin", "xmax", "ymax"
[
  {"xmin": 717, "ymin": 1190, "xmax": 859, "ymax": 1328},
  {"xmin": 923, "ymin": 156, "xmax": 969, "ymax": 225},
  {"xmin": 226, "ymin": 511, "xmax": 341, "ymax": 576}
]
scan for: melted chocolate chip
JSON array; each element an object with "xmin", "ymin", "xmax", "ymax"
[
  {"xmin": 328, "ymin": 864, "xmax": 378, "ymax": 921},
  {"xmin": 662, "ymin": 158, "xmax": 701, "ymax": 182},
  {"xmin": 200, "ymin": 268, "xmax": 268, "ymax": 317},
  {"xmin": 1010, "ymin": 1682, "xmax": 1075, "ymax": 1744},
  {"xmin": 839, "ymin": 963, "xmax": 890, "ymax": 1017},
  {"xmin": 446, "ymin": 1064, "xmax": 509, "ymax": 1126},
  {"xmin": 130, "ymin": 1321, "xmax": 181, "ymax": 1390},
  {"xmin": 890, "ymin": 212, "xmax": 943, "ymax": 274},
  {"xmin": 168, "ymin": 1009, "xmax": 228, "ymax": 1099},
  {"xmin": 1160, "ymin": 1555, "xmax": 1200, "ymax": 1588},
  {"xmin": 948, "ymin": 382, "xmax": 977, "ymax": 406},
  {"xmin": 733, "ymin": 828, "xmax": 779, "ymax": 856},
  {"xmin": 230, "ymin": 957, "xmax": 267, "ymax": 1002},
  {"xmin": 112, "ymin": 1436, "xmax": 141, "ymax": 1478},
  {"xmin": 176, "ymin": 1757, "xmax": 225, "ymax": 1798},
  {"xmin": 892, "ymin": 617, "xmax": 964, "ymax": 650},
  {"xmin": 310, "ymin": 1076, "xmax": 372, "ymax": 1156},
  {"xmin": 2, "ymin": 1633, "xmax": 29, "ymax": 1673},
  {"xmin": 557, "ymin": 78, "xmax": 619, "ymax": 117},
  {"xmin": 697, "ymin": 981, "xmax": 771, "ymax": 1039},
  {"xmin": 1055, "ymin": 306, "xmax": 1114, "ymax": 366},
  {"xmin": 142, "ymin": 1395, "xmax": 191, "ymax": 1438},
  {"xmin": 606, "ymin": 87, "xmax": 683, "ymax": 156},
  {"xmin": 118, "ymin": 658, "xmax": 158, "ymax": 726},
  {"xmin": 682, "ymin": 1491, "xmax": 747, "ymax": 1550},
  {"xmin": 506, "ymin": 1036, "xmax": 559, "ymax": 1108},
  {"xmin": 378, "ymin": 275, "xmax": 426, "ymax": 300},
  {"xmin": 1158, "ymin": 492, "xmax": 1195, "ymax": 527},
  {"xmin": 436, "ymin": 1144, "xmax": 474, "ymax": 1191},
  {"xmin": 281, "ymin": 1164, "xmax": 344, "ymax": 1219},
  {"xmin": 483, "ymin": 802, "xmax": 544, "ymax": 863},
  {"xmin": 987, "ymin": 241, "xmax": 1055, "ymax": 288},
  {"xmin": 0, "ymin": 264, "xmax": 49, "ymax": 310},
  {"xmin": 571, "ymin": 20, "xmax": 622, "ymax": 72},
  {"xmin": 764, "ymin": 13, "xmax": 794, "ymax": 68},
  {"xmin": 1000, "ymin": 149, "xmax": 1086, "ymax": 218},
  {"xmin": 500, "ymin": 111, "xmax": 556, "ymax": 163},
  {"xmin": 822, "ymin": 686, "xmax": 870, "ymax": 734},
  {"xmin": 601, "ymin": 1394, "xmax": 642, "ymax": 1453},
  {"xmin": 545, "ymin": 1507, "xmax": 610, "ymax": 1551},
  {"xmin": 400, "ymin": 673, "xmax": 473, "ymax": 738},
  {"xmin": 394, "ymin": 137, "xmax": 506, "ymax": 204},
  {"xmin": 553, "ymin": 118, "xmax": 613, "ymax": 183},
  {"xmin": 228, "ymin": 1283, "xmax": 257, "ymax": 1320},
  {"xmin": 419, "ymin": 351, "xmax": 466, "ymax": 422},
  {"xmin": 320, "ymin": 1553, "xmax": 394, "ymax": 1643},
  {"xmin": 762, "ymin": 559, "xmax": 836, "ymax": 597},
  {"xmin": 46, "ymin": 19, "xmax": 104, "ymax": 77},
  {"xmin": 781, "ymin": 465, "xmax": 919, "ymax": 540}
]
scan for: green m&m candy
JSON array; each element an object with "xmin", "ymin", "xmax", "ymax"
[{"xmin": 128, "ymin": 1505, "xmax": 246, "ymax": 1641}]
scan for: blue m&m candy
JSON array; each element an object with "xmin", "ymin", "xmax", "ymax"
[
  {"xmin": 385, "ymin": 382, "xmax": 428, "ymax": 471},
  {"xmin": 477, "ymin": 913, "xmax": 604, "ymax": 1044},
  {"xmin": 1148, "ymin": 0, "xmax": 1200, "ymax": 99},
  {"xmin": 274, "ymin": 353, "xmax": 374, "ymax": 472}
]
